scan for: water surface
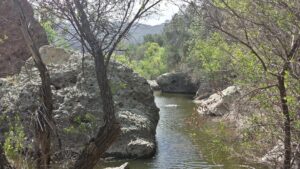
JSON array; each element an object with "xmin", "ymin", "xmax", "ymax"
[{"xmin": 100, "ymin": 92, "xmax": 268, "ymax": 169}]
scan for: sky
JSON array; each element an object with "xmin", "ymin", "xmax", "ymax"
[{"xmin": 139, "ymin": 1, "xmax": 183, "ymax": 26}]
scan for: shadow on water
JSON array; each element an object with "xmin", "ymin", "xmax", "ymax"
[{"xmin": 100, "ymin": 92, "xmax": 269, "ymax": 169}]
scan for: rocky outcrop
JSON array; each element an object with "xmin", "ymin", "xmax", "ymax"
[
  {"xmin": 0, "ymin": 0, "xmax": 48, "ymax": 77},
  {"xmin": 194, "ymin": 86, "xmax": 240, "ymax": 116},
  {"xmin": 0, "ymin": 46, "xmax": 159, "ymax": 159},
  {"xmin": 147, "ymin": 80, "xmax": 160, "ymax": 91},
  {"xmin": 156, "ymin": 72, "xmax": 199, "ymax": 94}
]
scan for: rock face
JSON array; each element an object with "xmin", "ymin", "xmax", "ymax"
[
  {"xmin": 156, "ymin": 72, "xmax": 199, "ymax": 94},
  {"xmin": 0, "ymin": 46, "xmax": 159, "ymax": 159},
  {"xmin": 0, "ymin": 0, "xmax": 48, "ymax": 77},
  {"xmin": 195, "ymin": 86, "xmax": 240, "ymax": 116},
  {"xmin": 39, "ymin": 45, "xmax": 71, "ymax": 65},
  {"xmin": 195, "ymin": 82, "xmax": 214, "ymax": 100},
  {"xmin": 195, "ymin": 78, "xmax": 231, "ymax": 100},
  {"xmin": 147, "ymin": 80, "xmax": 160, "ymax": 91}
]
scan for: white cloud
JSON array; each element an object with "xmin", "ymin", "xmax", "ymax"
[{"xmin": 139, "ymin": 1, "xmax": 183, "ymax": 26}]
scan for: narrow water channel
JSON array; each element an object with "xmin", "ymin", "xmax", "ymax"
[{"xmin": 101, "ymin": 92, "xmax": 268, "ymax": 169}]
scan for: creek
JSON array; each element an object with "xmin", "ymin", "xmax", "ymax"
[{"xmin": 101, "ymin": 92, "xmax": 268, "ymax": 169}]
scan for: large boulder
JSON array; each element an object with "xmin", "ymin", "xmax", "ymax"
[
  {"xmin": 0, "ymin": 0, "xmax": 48, "ymax": 77},
  {"xmin": 0, "ymin": 46, "xmax": 159, "ymax": 159},
  {"xmin": 156, "ymin": 72, "xmax": 199, "ymax": 94},
  {"xmin": 195, "ymin": 86, "xmax": 240, "ymax": 116}
]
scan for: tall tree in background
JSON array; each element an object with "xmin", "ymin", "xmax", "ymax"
[
  {"xmin": 163, "ymin": 12, "xmax": 191, "ymax": 69},
  {"xmin": 188, "ymin": 0, "xmax": 300, "ymax": 168},
  {"xmin": 37, "ymin": 0, "xmax": 162, "ymax": 168}
]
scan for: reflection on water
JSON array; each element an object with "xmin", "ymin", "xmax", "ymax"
[
  {"xmin": 145, "ymin": 92, "xmax": 211, "ymax": 169},
  {"xmin": 100, "ymin": 92, "xmax": 268, "ymax": 169}
]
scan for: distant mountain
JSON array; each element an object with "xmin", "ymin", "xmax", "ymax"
[
  {"xmin": 127, "ymin": 23, "xmax": 165, "ymax": 44},
  {"xmin": 59, "ymin": 23, "xmax": 165, "ymax": 49}
]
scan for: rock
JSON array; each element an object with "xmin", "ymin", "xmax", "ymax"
[
  {"xmin": 195, "ymin": 86, "xmax": 240, "ymax": 116},
  {"xmin": 261, "ymin": 142, "xmax": 300, "ymax": 169},
  {"xmin": 0, "ymin": 47, "xmax": 159, "ymax": 159},
  {"xmin": 104, "ymin": 162, "xmax": 129, "ymax": 169},
  {"xmin": 156, "ymin": 72, "xmax": 199, "ymax": 94},
  {"xmin": 195, "ymin": 78, "xmax": 230, "ymax": 100},
  {"xmin": 39, "ymin": 45, "xmax": 71, "ymax": 65},
  {"xmin": 25, "ymin": 45, "xmax": 72, "ymax": 69},
  {"xmin": 195, "ymin": 82, "xmax": 214, "ymax": 100},
  {"xmin": 0, "ymin": 0, "xmax": 48, "ymax": 77},
  {"xmin": 147, "ymin": 80, "xmax": 160, "ymax": 90}
]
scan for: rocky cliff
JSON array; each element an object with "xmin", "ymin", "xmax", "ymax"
[
  {"xmin": 0, "ymin": 46, "xmax": 159, "ymax": 159},
  {"xmin": 0, "ymin": 0, "xmax": 48, "ymax": 77}
]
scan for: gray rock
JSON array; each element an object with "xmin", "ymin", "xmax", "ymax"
[
  {"xmin": 195, "ymin": 82, "xmax": 214, "ymax": 100},
  {"xmin": 194, "ymin": 86, "xmax": 240, "ymax": 116},
  {"xmin": 195, "ymin": 78, "xmax": 230, "ymax": 100},
  {"xmin": 39, "ymin": 45, "xmax": 71, "ymax": 65},
  {"xmin": 0, "ymin": 0, "xmax": 48, "ymax": 77},
  {"xmin": 104, "ymin": 162, "xmax": 129, "ymax": 169},
  {"xmin": 156, "ymin": 72, "xmax": 199, "ymax": 94},
  {"xmin": 0, "ymin": 46, "xmax": 159, "ymax": 159},
  {"xmin": 147, "ymin": 80, "xmax": 160, "ymax": 91},
  {"xmin": 261, "ymin": 142, "xmax": 300, "ymax": 169}
]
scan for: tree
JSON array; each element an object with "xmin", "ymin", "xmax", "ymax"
[
  {"xmin": 163, "ymin": 12, "xmax": 191, "ymax": 69},
  {"xmin": 143, "ymin": 34, "xmax": 165, "ymax": 46},
  {"xmin": 12, "ymin": 0, "xmax": 57, "ymax": 168},
  {"xmin": 115, "ymin": 42, "xmax": 167, "ymax": 79},
  {"xmin": 186, "ymin": 32, "xmax": 233, "ymax": 89},
  {"xmin": 37, "ymin": 0, "xmax": 162, "ymax": 168},
  {"xmin": 187, "ymin": 0, "xmax": 300, "ymax": 168}
]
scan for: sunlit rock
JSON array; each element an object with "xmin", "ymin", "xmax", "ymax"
[
  {"xmin": 0, "ymin": 47, "xmax": 159, "ymax": 159},
  {"xmin": 194, "ymin": 86, "xmax": 240, "ymax": 116}
]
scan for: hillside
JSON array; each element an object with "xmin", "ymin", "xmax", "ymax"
[{"xmin": 127, "ymin": 23, "xmax": 165, "ymax": 44}]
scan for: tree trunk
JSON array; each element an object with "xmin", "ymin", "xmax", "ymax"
[
  {"xmin": 278, "ymin": 72, "xmax": 292, "ymax": 169},
  {"xmin": 0, "ymin": 146, "xmax": 13, "ymax": 169},
  {"xmin": 72, "ymin": 53, "xmax": 121, "ymax": 169},
  {"xmin": 33, "ymin": 105, "xmax": 52, "ymax": 169},
  {"xmin": 13, "ymin": 0, "xmax": 54, "ymax": 168}
]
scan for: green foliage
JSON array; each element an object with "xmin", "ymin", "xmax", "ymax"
[
  {"xmin": 163, "ymin": 13, "xmax": 192, "ymax": 68},
  {"xmin": 187, "ymin": 32, "xmax": 232, "ymax": 77},
  {"xmin": 0, "ymin": 34, "xmax": 8, "ymax": 44},
  {"xmin": 41, "ymin": 20, "xmax": 69, "ymax": 48},
  {"xmin": 109, "ymin": 81, "xmax": 128, "ymax": 95},
  {"xmin": 64, "ymin": 113, "xmax": 97, "ymax": 134},
  {"xmin": 115, "ymin": 42, "xmax": 167, "ymax": 79},
  {"xmin": 143, "ymin": 34, "xmax": 164, "ymax": 46},
  {"xmin": 4, "ymin": 116, "xmax": 26, "ymax": 159},
  {"xmin": 63, "ymin": 125, "xmax": 79, "ymax": 134}
]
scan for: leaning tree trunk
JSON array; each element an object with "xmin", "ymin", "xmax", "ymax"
[
  {"xmin": 13, "ymin": 0, "xmax": 54, "ymax": 168},
  {"xmin": 278, "ymin": 71, "xmax": 292, "ymax": 169},
  {"xmin": 72, "ymin": 53, "xmax": 121, "ymax": 169},
  {"xmin": 0, "ymin": 145, "xmax": 13, "ymax": 169}
]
